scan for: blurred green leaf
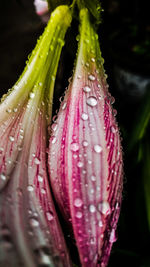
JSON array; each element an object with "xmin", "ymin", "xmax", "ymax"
[
  {"xmin": 128, "ymin": 89, "xmax": 150, "ymax": 152},
  {"xmin": 143, "ymin": 137, "xmax": 150, "ymax": 232}
]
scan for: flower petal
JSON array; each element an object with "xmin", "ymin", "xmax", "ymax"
[
  {"xmin": 0, "ymin": 5, "xmax": 72, "ymax": 266},
  {"xmin": 48, "ymin": 8, "xmax": 123, "ymax": 267}
]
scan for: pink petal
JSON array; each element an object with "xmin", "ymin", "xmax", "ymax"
[{"xmin": 48, "ymin": 8, "xmax": 123, "ymax": 267}]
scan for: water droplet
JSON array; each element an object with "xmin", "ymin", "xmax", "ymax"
[
  {"xmin": 29, "ymin": 92, "xmax": 35, "ymax": 99},
  {"xmin": 46, "ymin": 212, "xmax": 54, "ymax": 221},
  {"xmin": 77, "ymin": 161, "xmax": 83, "ymax": 168},
  {"xmin": 34, "ymin": 158, "xmax": 41, "ymax": 165},
  {"xmin": 87, "ymin": 96, "xmax": 97, "ymax": 107},
  {"xmin": 27, "ymin": 185, "xmax": 34, "ymax": 192},
  {"xmin": 9, "ymin": 136, "xmax": 14, "ymax": 142},
  {"xmin": 88, "ymin": 75, "xmax": 96, "ymax": 81},
  {"xmin": 62, "ymin": 102, "xmax": 67, "ymax": 110},
  {"xmin": 74, "ymin": 198, "xmax": 83, "ymax": 207},
  {"xmin": 82, "ymin": 140, "xmax": 88, "ymax": 147},
  {"xmin": 81, "ymin": 113, "xmax": 88, "ymax": 121},
  {"xmin": 6, "ymin": 108, "xmax": 12, "ymax": 113},
  {"xmin": 83, "ymin": 86, "xmax": 91, "ymax": 93},
  {"xmin": 91, "ymin": 175, "xmax": 96, "ymax": 182},
  {"xmin": 13, "ymin": 108, "xmax": 18, "ymax": 113},
  {"xmin": 38, "ymin": 175, "xmax": 43, "ymax": 183},
  {"xmin": 98, "ymin": 201, "xmax": 111, "ymax": 215},
  {"xmin": 110, "ymin": 125, "xmax": 116, "ymax": 133},
  {"xmin": 110, "ymin": 96, "xmax": 115, "ymax": 104},
  {"xmin": 76, "ymin": 34, "xmax": 80, "ymax": 41},
  {"xmin": 94, "ymin": 145, "xmax": 102, "ymax": 153},
  {"xmin": 109, "ymin": 228, "xmax": 117, "ymax": 243},
  {"xmin": 41, "ymin": 188, "xmax": 46, "ymax": 194},
  {"xmin": 75, "ymin": 211, "xmax": 83, "ymax": 219},
  {"xmin": 84, "ymin": 257, "xmax": 88, "ymax": 263},
  {"xmin": 0, "ymin": 173, "xmax": 6, "ymax": 181},
  {"xmin": 70, "ymin": 143, "xmax": 79, "ymax": 152},
  {"xmin": 51, "ymin": 123, "xmax": 57, "ymax": 131},
  {"xmin": 51, "ymin": 136, "xmax": 56, "ymax": 144},
  {"xmin": 113, "ymin": 109, "xmax": 117, "ymax": 116},
  {"xmin": 30, "ymin": 218, "xmax": 39, "ymax": 227},
  {"xmin": 89, "ymin": 204, "xmax": 96, "ymax": 213},
  {"xmin": 98, "ymin": 221, "xmax": 103, "ymax": 227},
  {"xmin": 91, "ymin": 58, "xmax": 95, "ymax": 62}
]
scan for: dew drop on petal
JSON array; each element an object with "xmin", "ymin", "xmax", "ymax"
[
  {"xmin": 30, "ymin": 218, "xmax": 39, "ymax": 227},
  {"xmin": 29, "ymin": 92, "xmax": 35, "ymax": 99},
  {"xmin": 113, "ymin": 109, "xmax": 117, "ymax": 116},
  {"xmin": 91, "ymin": 175, "xmax": 96, "ymax": 182},
  {"xmin": 0, "ymin": 173, "xmax": 6, "ymax": 181},
  {"xmin": 27, "ymin": 185, "xmax": 34, "ymax": 192},
  {"xmin": 98, "ymin": 221, "xmax": 103, "ymax": 227},
  {"xmin": 75, "ymin": 211, "xmax": 83, "ymax": 219},
  {"xmin": 38, "ymin": 175, "xmax": 43, "ymax": 183},
  {"xmin": 110, "ymin": 125, "xmax": 117, "ymax": 133},
  {"xmin": 51, "ymin": 136, "xmax": 56, "ymax": 144},
  {"xmin": 91, "ymin": 57, "xmax": 95, "ymax": 62},
  {"xmin": 84, "ymin": 257, "xmax": 88, "ymax": 263},
  {"xmin": 46, "ymin": 212, "xmax": 54, "ymax": 221},
  {"xmin": 74, "ymin": 198, "xmax": 83, "ymax": 207},
  {"xmin": 77, "ymin": 161, "xmax": 83, "ymax": 168},
  {"xmin": 6, "ymin": 108, "xmax": 12, "ymax": 113},
  {"xmin": 13, "ymin": 108, "xmax": 18, "ymax": 113},
  {"xmin": 70, "ymin": 143, "xmax": 79, "ymax": 152},
  {"xmin": 83, "ymin": 86, "xmax": 91, "ymax": 93},
  {"xmin": 109, "ymin": 228, "xmax": 117, "ymax": 243},
  {"xmin": 9, "ymin": 136, "xmax": 14, "ymax": 142},
  {"xmin": 81, "ymin": 113, "xmax": 89, "ymax": 121},
  {"xmin": 89, "ymin": 204, "xmax": 96, "ymax": 213},
  {"xmin": 82, "ymin": 140, "xmax": 88, "ymax": 147},
  {"xmin": 87, "ymin": 96, "xmax": 97, "ymax": 107},
  {"xmin": 88, "ymin": 74, "xmax": 96, "ymax": 81},
  {"xmin": 41, "ymin": 188, "xmax": 46, "ymax": 194},
  {"xmin": 34, "ymin": 158, "xmax": 41, "ymax": 165},
  {"xmin": 62, "ymin": 102, "xmax": 67, "ymax": 110},
  {"xmin": 110, "ymin": 96, "xmax": 115, "ymax": 104},
  {"xmin": 94, "ymin": 145, "xmax": 102, "ymax": 153},
  {"xmin": 51, "ymin": 123, "xmax": 58, "ymax": 132}
]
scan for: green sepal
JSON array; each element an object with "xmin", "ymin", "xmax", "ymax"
[
  {"xmin": 47, "ymin": 0, "xmax": 71, "ymax": 12},
  {"xmin": 77, "ymin": 0, "xmax": 102, "ymax": 24}
]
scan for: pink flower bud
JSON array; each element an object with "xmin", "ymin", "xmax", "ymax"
[
  {"xmin": 0, "ymin": 6, "xmax": 72, "ymax": 266},
  {"xmin": 48, "ymin": 8, "xmax": 123, "ymax": 267}
]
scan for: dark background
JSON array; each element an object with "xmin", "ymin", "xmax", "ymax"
[{"xmin": 0, "ymin": 0, "xmax": 150, "ymax": 266}]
